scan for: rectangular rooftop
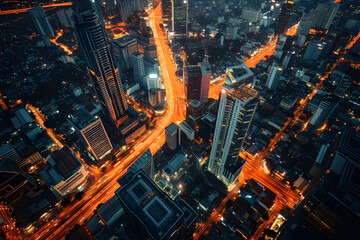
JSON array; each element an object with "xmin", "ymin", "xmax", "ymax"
[{"xmin": 116, "ymin": 170, "xmax": 184, "ymax": 240}]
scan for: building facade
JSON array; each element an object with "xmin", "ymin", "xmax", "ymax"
[
  {"xmin": 68, "ymin": 107, "xmax": 113, "ymax": 161},
  {"xmin": 73, "ymin": 0, "xmax": 128, "ymax": 126},
  {"xmin": 208, "ymin": 86, "xmax": 259, "ymax": 186}
]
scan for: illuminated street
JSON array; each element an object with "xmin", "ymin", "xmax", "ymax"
[{"xmin": 1, "ymin": 1, "xmax": 359, "ymax": 239}]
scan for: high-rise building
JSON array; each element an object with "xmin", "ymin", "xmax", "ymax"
[
  {"xmin": 208, "ymin": 86, "xmax": 259, "ymax": 186},
  {"xmin": 162, "ymin": 0, "xmax": 173, "ymax": 29},
  {"xmin": 184, "ymin": 65, "xmax": 202, "ymax": 102},
  {"xmin": 130, "ymin": 52, "xmax": 146, "ymax": 88},
  {"xmin": 309, "ymin": 94, "xmax": 339, "ymax": 129},
  {"xmin": 118, "ymin": 0, "xmax": 132, "ymax": 22},
  {"xmin": 296, "ymin": 8, "xmax": 315, "ymax": 36},
  {"xmin": 303, "ymin": 40, "xmax": 327, "ymax": 60},
  {"xmin": 111, "ymin": 35, "xmax": 138, "ymax": 70},
  {"xmin": 312, "ymin": 0, "xmax": 340, "ymax": 30},
  {"xmin": 199, "ymin": 57, "xmax": 211, "ymax": 103},
  {"xmin": 68, "ymin": 107, "xmax": 113, "ymax": 161},
  {"xmin": 28, "ymin": 6, "xmax": 54, "ymax": 37},
  {"xmin": 277, "ymin": 1, "xmax": 294, "ymax": 33},
  {"xmin": 165, "ymin": 122, "xmax": 180, "ymax": 150},
  {"xmin": 172, "ymin": 0, "xmax": 188, "ymax": 36},
  {"xmin": 73, "ymin": 0, "xmax": 128, "ymax": 126},
  {"xmin": 265, "ymin": 64, "xmax": 283, "ymax": 90}
]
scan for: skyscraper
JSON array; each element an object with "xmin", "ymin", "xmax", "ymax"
[
  {"xmin": 208, "ymin": 86, "xmax": 259, "ymax": 186},
  {"xmin": 28, "ymin": 6, "xmax": 54, "ymax": 37},
  {"xmin": 312, "ymin": 0, "xmax": 340, "ymax": 30},
  {"xmin": 68, "ymin": 107, "xmax": 113, "ymax": 161},
  {"xmin": 184, "ymin": 65, "xmax": 202, "ymax": 102},
  {"xmin": 265, "ymin": 64, "xmax": 283, "ymax": 90},
  {"xmin": 277, "ymin": 1, "xmax": 294, "ymax": 33},
  {"xmin": 162, "ymin": 0, "xmax": 173, "ymax": 29},
  {"xmin": 296, "ymin": 8, "xmax": 315, "ymax": 36},
  {"xmin": 172, "ymin": 0, "xmax": 188, "ymax": 36},
  {"xmin": 73, "ymin": 0, "xmax": 128, "ymax": 126}
]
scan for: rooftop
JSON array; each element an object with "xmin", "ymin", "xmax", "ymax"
[
  {"xmin": 163, "ymin": 150, "xmax": 188, "ymax": 177},
  {"xmin": 116, "ymin": 171, "xmax": 184, "ymax": 240},
  {"xmin": 185, "ymin": 65, "xmax": 202, "ymax": 78},
  {"xmin": 226, "ymin": 63, "xmax": 253, "ymax": 84},
  {"xmin": 68, "ymin": 107, "xmax": 97, "ymax": 130},
  {"xmin": 40, "ymin": 146, "xmax": 81, "ymax": 185},
  {"xmin": 230, "ymin": 85, "xmax": 259, "ymax": 102},
  {"xmin": 189, "ymin": 99, "xmax": 202, "ymax": 108},
  {"xmin": 165, "ymin": 122, "xmax": 179, "ymax": 134},
  {"xmin": 112, "ymin": 35, "xmax": 136, "ymax": 46},
  {"xmin": 128, "ymin": 149, "xmax": 153, "ymax": 174}
]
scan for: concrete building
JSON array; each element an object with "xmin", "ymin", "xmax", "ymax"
[
  {"xmin": 184, "ymin": 65, "xmax": 202, "ymax": 102},
  {"xmin": 162, "ymin": 0, "xmax": 173, "ymax": 29},
  {"xmin": 208, "ymin": 86, "xmax": 259, "ymax": 186},
  {"xmin": 162, "ymin": 150, "xmax": 188, "ymax": 182},
  {"xmin": 130, "ymin": 52, "xmax": 146, "ymax": 88},
  {"xmin": 296, "ymin": 8, "xmax": 315, "ymax": 36},
  {"xmin": 277, "ymin": 1, "xmax": 293, "ymax": 33},
  {"xmin": 40, "ymin": 146, "xmax": 87, "ymax": 197},
  {"xmin": 225, "ymin": 63, "xmax": 254, "ymax": 85},
  {"xmin": 172, "ymin": 0, "xmax": 188, "ymax": 36},
  {"xmin": 28, "ymin": 6, "xmax": 54, "ymax": 37},
  {"xmin": 309, "ymin": 94, "xmax": 339, "ymax": 128},
  {"xmin": 186, "ymin": 99, "xmax": 204, "ymax": 129},
  {"xmin": 146, "ymin": 73, "xmax": 163, "ymax": 91},
  {"xmin": 111, "ymin": 35, "xmax": 138, "ymax": 70},
  {"xmin": 180, "ymin": 121, "xmax": 195, "ymax": 141},
  {"xmin": 116, "ymin": 170, "xmax": 197, "ymax": 240},
  {"xmin": 241, "ymin": 8, "xmax": 262, "ymax": 22},
  {"xmin": 165, "ymin": 123, "xmax": 180, "ymax": 150},
  {"xmin": 225, "ymin": 26, "xmax": 238, "ymax": 40},
  {"xmin": 303, "ymin": 40, "xmax": 327, "ymax": 61},
  {"xmin": 68, "ymin": 107, "xmax": 113, "ymax": 161},
  {"xmin": 312, "ymin": 0, "xmax": 340, "ymax": 30},
  {"xmin": 199, "ymin": 57, "xmax": 211, "ymax": 103},
  {"xmin": 128, "ymin": 149, "xmax": 154, "ymax": 180},
  {"xmin": 265, "ymin": 63, "xmax": 283, "ymax": 90}
]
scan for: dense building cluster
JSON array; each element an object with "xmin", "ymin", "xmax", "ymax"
[{"xmin": 0, "ymin": 0, "xmax": 360, "ymax": 240}]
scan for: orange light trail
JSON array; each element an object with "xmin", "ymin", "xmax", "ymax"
[
  {"xmin": 50, "ymin": 31, "xmax": 73, "ymax": 55},
  {"xmin": 0, "ymin": 2, "xmax": 72, "ymax": 15}
]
